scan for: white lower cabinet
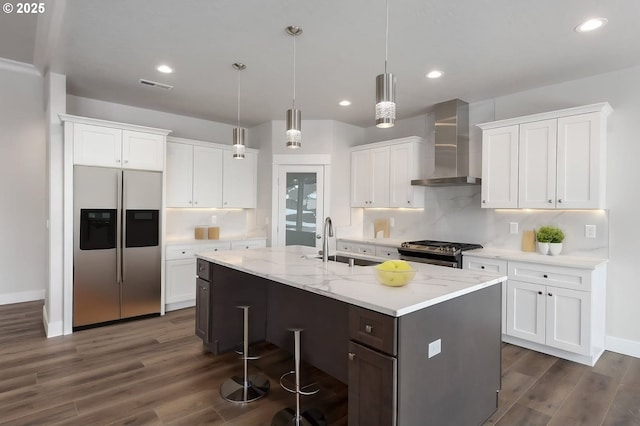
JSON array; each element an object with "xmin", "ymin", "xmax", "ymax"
[
  {"xmin": 165, "ymin": 239, "xmax": 267, "ymax": 311},
  {"xmin": 464, "ymin": 255, "xmax": 605, "ymax": 366}
]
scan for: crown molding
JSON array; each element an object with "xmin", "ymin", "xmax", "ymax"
[{"xmin": 0, "ymin": 57, "xmax": 41, "ymax": 76}]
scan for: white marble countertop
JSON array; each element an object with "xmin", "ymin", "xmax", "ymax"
[
  {"xmin": 167, "ymin": 236, "xmax": 267, "ymax": 246},
  {"xmin": 337, "ymin": 237, "xmax": 405, "ymax": 247},
  {"xmin": 196, "ymin": 245, "xmax": 506, "ymax": 317},
  {"xmin": 463, "ymin": 248, "xmax": 608, "ymax": 269}
]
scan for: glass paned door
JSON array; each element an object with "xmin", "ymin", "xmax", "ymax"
[
  {"xmin": 285, "ymin": 173, "xmax": 317, "ymax": 246},
  {"xmin": 277, "ymin": 165, "xmax": 324, "ymax": 248}
]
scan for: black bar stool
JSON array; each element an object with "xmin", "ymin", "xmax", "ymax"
[
  {"xmin": 271, "ymin": 328, "xmax": 326, "ymax": 426},
  {"xmin": 220, "ymin": 305, "xmax": 270, "ymax": 403}
]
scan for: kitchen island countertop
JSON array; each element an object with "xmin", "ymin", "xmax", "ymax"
[{"xmin": 196, "ymin": 245, "xmax": 506, "ymax": 317}]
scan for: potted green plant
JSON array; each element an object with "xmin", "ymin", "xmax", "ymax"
[{"xmin": 536, "ymin": 226, "xmax": 565, "ymax": 256}]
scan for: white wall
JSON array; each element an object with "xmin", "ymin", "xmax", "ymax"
[
  {"xmin": 491, "ymin": 66, "xmax": 640, "ymax": 352},
  {"xmin": 0, "ymin": 62, "xmax": 47, "ymax": 304},
  {"xmin": 67, "ymin": 95, "xmax": 241, "ymax": 145}
]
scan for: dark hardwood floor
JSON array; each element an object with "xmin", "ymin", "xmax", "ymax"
[{"xmin": 0, "ymin": 301, "xmax": 638, "ymax": 425}]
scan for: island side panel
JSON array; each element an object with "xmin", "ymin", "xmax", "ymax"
[
  {"xmin": 397, "ymin": 283, "xmax": 502, "ymax": 426},
  {"xmin": 266, "ymin": 281, "xmax": 349, "ymax": 384},
  {"xmin": 208, "ymin": 264, "xmax": 268, "ymax": 355}
]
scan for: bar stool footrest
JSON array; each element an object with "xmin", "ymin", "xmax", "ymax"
[
  {"xmin": 279, "ymin": 371, "xmax": 320, "ymax": 396},
  {"xmin": 271, "ymin": 407, "xmax": 327, "ymax": 426},
  {"xmin": 233, "ymin": 344, "xmax": 263, "ymax": 360}
]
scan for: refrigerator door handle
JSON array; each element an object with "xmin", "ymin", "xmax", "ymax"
[{"xmin": 116, "ymin": 170, "xmax": 123, "ymax": 284}]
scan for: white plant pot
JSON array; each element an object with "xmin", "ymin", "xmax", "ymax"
[
  {"xmin": 537, "ymin": 242, "xmax": 550, "ymax": 255},
  {"xmin": 549, "ymin": 243, "xmax": 563, "ymax": 256}
]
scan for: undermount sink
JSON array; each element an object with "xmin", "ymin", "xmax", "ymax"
[{"xmin": 305, "ymin": 254, "xmax": 381, "ymax": 267}]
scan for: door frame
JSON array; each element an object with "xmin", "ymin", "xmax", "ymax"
[{"xmin": 272, "ymin": 155, "xmax": 331, "ymax": 248}]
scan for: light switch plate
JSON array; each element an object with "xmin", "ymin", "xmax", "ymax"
[
  {"xmin": 428, "ymin": 339, "xmax": 442, "ymax": 358},
  {"xmin": 211, "ymin": 215, "xmax": 218, "ymax": 225}
]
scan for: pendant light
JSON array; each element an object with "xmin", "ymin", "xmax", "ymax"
[
  {"xmin": 375, "ymin": 0, "xmax": 395, "ymax": 128},
  {"xmin": 286, "ymin": 25, "xmax": 303, "ymax": 148},
  {"xmin": 232, "ymin": 62, "xmax": 246, "ymax": 159}
]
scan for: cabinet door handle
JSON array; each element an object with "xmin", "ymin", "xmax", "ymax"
[
  {"xmin": 543, "ymin": 274, "xmax": 548, "ymax": 278},
  {"xmin": 481, "ymin": 266, "xmax": 485, "ymax": 269},
  {"xmin": 558, "ymin": 199, "xmax": 563, "ymax": 203},
  {"xmin": 482, "ymin": 200, "xmax": 486, "ymax": 204},
  {"xmin": 548, "ymin": 292, "xmax": 553, "ymax": 297},
  {"xmin": 194, "ymin": 201, "xmax": 198, "ymax": 205},
  {"xmin": 538, "ymin": 291, "xmax": 543, "ymax": 295},
  {"xmin": 181, "ymin": 251, "xmax": 186, "ymax": 254},
  {"xmin": 365, "ymin": 324, "xmax": 374, "ymax": 334},
  {"xmin": 348, "ymin": 352, "xmax": 355, "ymax": 361},
  {"xmin": 548, "ymin": 199, "xmax": 553, "ymax": 203}
]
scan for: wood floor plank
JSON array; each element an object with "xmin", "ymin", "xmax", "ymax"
[
  {"xmin": 2, "ymin": 301, "xmax": 640, "ymax": 426},
  {"xmin": 520, "ymin": 358, "xmax": 587, "ymax": 416},
  {"xmin": 548, "ymin": 371, "xmax": 620, "ymax": 426}
]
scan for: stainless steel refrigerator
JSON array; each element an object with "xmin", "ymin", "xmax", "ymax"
[{"xmin": 73, "ymin": 165, "xmax": 162, "ymax": 328}]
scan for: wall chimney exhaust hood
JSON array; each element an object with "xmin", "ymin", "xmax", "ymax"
[{"xmin": 411, "ymin": 99, "xmax": 481, "ymax": 187}]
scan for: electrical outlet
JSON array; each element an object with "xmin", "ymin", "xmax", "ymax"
[
  {"xmin": 390, "ymin": 217, "xmax": 395, "ymax": 227},
  {"xmin": 428, "ymin": 339, "xmax": 441, "ymax": 358},
  {"xmin": 509, "ymin": 222, "xmax": 519, "ymax": 234},
  {"xmin": 211, "ymin": 215, "xmax": 218, "ymax": 225},
  {"xmin": 585, "ymin": 225, "xmax": 596, "ymax": 239}
]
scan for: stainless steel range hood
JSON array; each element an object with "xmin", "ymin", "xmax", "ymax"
[{"xmin": 411, "ymin": 99, "xmax": 481, "ymax": 187}]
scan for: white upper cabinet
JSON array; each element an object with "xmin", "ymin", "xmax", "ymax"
[
  {"xmin": 73, "ymin": 124, "xmax": 123, "ymax": 168},
  {"xmin": 481, "ymin": 125, "xmax": 519, "ymax": 208},
  {"xmin": 69, "ymin": 119, "xmax": 169, "ymax": 172},
  {"xmin": 389, "ymin": 142, "xmax": 425, "ymax": 208},
  {"xmin": 351, "ymin": 147, "xmax": 390, "ymax": 207},
  {"xmin": 222, "ymin": 150, "xmax": 257, "ymax": 208},
  {"xmin": 122, "ymin": 130, "xmax": 165, "ymax": 171},
  {"xmin": 166, "ymin": 138, "xmax": 257, "ymax": 209},
  {"xmin": 166, "ymin": 142, "xmax": 223, "ymax": 208},
  {"xmin": 518, "ymin": 119, "xmax": 557, "ymax": 208},
  {"xmin": 351, "ymin": 137, "xmax": 425, "ymax": 208},
  {"xmin": 556, "ymin": 112, "xmax": 605, "ymax": 209},
  {"xmin": 478, "ymin": 103, "xmax": 612, "ymax": 209}
]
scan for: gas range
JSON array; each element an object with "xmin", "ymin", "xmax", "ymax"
[{"xmin": 398, "ymin": 240, "xmax": 483, "ymax": 268}]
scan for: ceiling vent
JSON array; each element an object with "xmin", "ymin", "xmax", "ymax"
[{"xmin": 139, "ymin": 79, "xmax": 173, "ymax": 90}]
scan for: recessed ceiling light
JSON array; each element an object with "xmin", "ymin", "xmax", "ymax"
[
  {"xmin": 339, "ymin": 100, "xmax": 352, "ymax": 106},
  {"xmin": 157, "ymin": 64, "xmax": 173, "ymax": 73},
  {"xmin": 426, "ymin": 70, "xmax": 443, "ymax": 79},
  {"xmin": 575, "ymin": 18, "xmax": 608, "ymax": 33}
]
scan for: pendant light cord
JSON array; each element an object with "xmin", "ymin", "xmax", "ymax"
[
  {"xmin": 385, "ymin": 0, "xmax": 389, "ymax": 74},
  {"xmin": 292, "ymin": 33, "xmax": 297, "ymax": 109},
  {"xmin": 237, "ymin": 69, "xmax": 241, "ymax": 128}
]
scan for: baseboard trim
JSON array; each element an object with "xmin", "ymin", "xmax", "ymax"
[
  {"xmin": 165, "ymin": 299, "xmax": 195, "ymax": 312},
  {"xmin": 606, "ymin": 336, "xmax": 640, "ymax": 359},
  {"xmin": 42, "ymin": 305, "xmax": 63, "ymax": 338},
  {"xmin": 0, "ymin": 289, "xmax": 45, "ymax": 305}
]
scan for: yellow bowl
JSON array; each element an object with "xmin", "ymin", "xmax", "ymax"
[{"xmin": 373, "ymin": 264, "xmax": 416, "ymax": 287}]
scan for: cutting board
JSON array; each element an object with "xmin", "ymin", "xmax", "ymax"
[
  {"xmin": 521, "ymin": 230, "xmax": 536, "ymax": 252},
  {"xmin": 374, "ymin": 219, "xmax": 390, "ymax": 238}
]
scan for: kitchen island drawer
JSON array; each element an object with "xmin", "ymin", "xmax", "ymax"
[
  {"xmin": 196, "ymin": 258, "xmax": 211, "ymax": 280},
  {"xmin": 508, "ymin": 261, "xmax": 591, "ymax": 291},
  {"xmin": 231, "ymin": 239, "xmax": 266, "ymax": 250},
  {"xmin": 349, "ymin": 305, "xmax": 397, "ymax": 356}
]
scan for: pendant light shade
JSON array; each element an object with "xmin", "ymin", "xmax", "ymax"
[
  {"xmin": 286, "ymin": 108, "xmax": 301, "ymax": 148},
  {"xmin": 375, "ymin": 73, "xmax": 396, "ymax": 128},
  {"xmin": 375, "ymin": 0, "xmax": 396, "ymax": 128},
  {"xmin": 232, "ymin": 62, "xmax": 246, "ymax": 159},
  {"xmin": 286, "ymin": 25, "xmax": 303, "ymax": 148}
]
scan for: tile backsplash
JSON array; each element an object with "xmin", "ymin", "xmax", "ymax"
[
  {"xmin": 361, "ymin": 186, "xmax": 608, "ymax": 258},
  {"xmin": 166, "ymin": 209, "xmax": 265, "ymax": 240}
]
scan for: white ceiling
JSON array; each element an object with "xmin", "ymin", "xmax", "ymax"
[{"xmin": 2, "ymin": 0, "xmax": 639, "ymax": 128}]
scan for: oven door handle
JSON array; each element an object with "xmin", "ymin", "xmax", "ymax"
[{"xmin": 399, "ymin": 255, "xmax": 459, "ymax": 268}]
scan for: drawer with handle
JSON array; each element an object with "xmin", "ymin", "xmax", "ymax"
[
  {"xmin": 166, "ymin": 247, "xmax": 196, "ymax": 260},
  {"xmin": 196, "ymin": 259, "xmax": 211, "ymax": 281},
  {"xmin": 349, "ymin": 306, "xmax": 397, "ymax": 356},
  {"xmin": 463, "ymin": 256, "xmax": 507, "ymax": 274},
  {"xmin": 508, "ymin": 261, "xmax": 591, "ymax": 291}
]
